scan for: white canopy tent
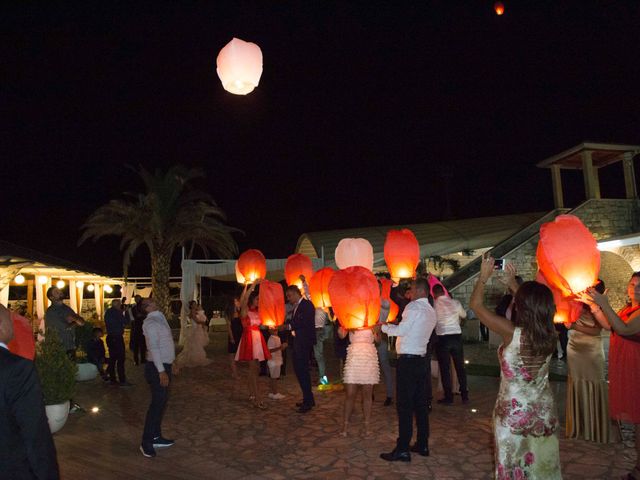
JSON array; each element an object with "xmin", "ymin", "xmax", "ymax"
[{"xmin": 180, "ymin": 258, "xmax": 325, "ymax": 344}]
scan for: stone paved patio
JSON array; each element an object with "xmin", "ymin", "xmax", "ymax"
[{"xmin": 53, "ymin": 332, "xmax": 636, "ymax": 479}]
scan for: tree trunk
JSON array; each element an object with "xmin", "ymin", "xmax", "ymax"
[{"xmin": 151, "ymin": 248, "xmax": 172, "ymax": 320}]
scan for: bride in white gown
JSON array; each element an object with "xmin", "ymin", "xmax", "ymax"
[{"xmin": 175, "ymin": 301, "xmax": 211, "ymax": 372}]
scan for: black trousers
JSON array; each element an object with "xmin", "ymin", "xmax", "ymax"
[
  {"xmin": 106, "ymin": 334, "xmax": 126, "ymax": 383},
  {"xmin": 131, "ymin": 331, "xmax": 147, "ymax": 365},
  {"xmin": 293, "ymin": 342, "xmax": 314, "ymax": 406},
  {"xmin": 396, "ymin": 356, "xmax": 429, "ymax": 452},
  {"xmin": 142, "ymin": 362, "xmax": 172, "ymax": 446},
  {"xmin": 435, "ymin": 334, "xmax": 468, "ymax": 400}
]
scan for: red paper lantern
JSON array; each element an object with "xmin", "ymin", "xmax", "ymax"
[
  {"xmin": 335, "ymin": 238, "xmax": 374, "ymax": 271},
  {"xmin": 7, "ymin": 312, "xmax": 35, "ymax": 360},
  {"xmin": 235, "ymin": 262, "xmax": 246, "ymax": 284},
  {"xmin": 328, "ymin": 266, "xmax": 381, "ymax": 330},
  {"xmin": 536, "ymin": 271, "xmax": 582, "ymax": 324},
  {"xmin": 308, "ymin": 267, "xmax": 335, "ymax": 308},
  {"xmin": 258, "ymin": 280, "xmax": 285, "ymax": 327},
  {"xmin": 494, "ymin": 2, "xmax": 505, "ymax": 15},
  {"xmin": 384, "ymin": 229, "xmax": 420, "ymax": 281},
  {"xmin": 379, "ymin": 278, "xmax": 399, "ymax": 322},
  {"xmin": 284, "ymin": 253, "xmax": 314, "ymax": 290},
  {"xmin": 537, "ymin": 215, "xmax": 600, "ymax": 297},
  {"xmin": 237, "ymin": 249, "xmax": 267, "ymax": 284}
]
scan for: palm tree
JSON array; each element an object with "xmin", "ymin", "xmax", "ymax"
[{"xmin": 79, "ymin": 165, "xmax": 239, "ymax": 316}]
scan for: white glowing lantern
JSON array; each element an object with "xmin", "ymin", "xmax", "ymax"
[
  {"xmin": 76, "ymin": 281, "xmax": 85, "ymax": 289},
  {"xmin": 216, "ymin": 38, "xmax": 263, "ymax": 95},
  {"xmin": 14, "ymin": 274, "xmax": 25, "ymax": 285},
  {"xmin": 335, "ymin": 238, "xmax": 374, "ymax": 272},
  {"xmin": 37, "ymin": 276, "xmax": 48, "ymax": 285},
  {"xmin": 87, "ymin": 284, "xmax": 95, "ymax": 292},
  {"xmin": 56, "ymin": 280, "xmax": 65, "ymax": 289},
  {"xmin": 104, "ymin": 285, "xmax": 113, "ymax": 294}
]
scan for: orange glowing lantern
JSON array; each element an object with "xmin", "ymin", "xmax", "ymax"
[
  {"xmin": 235, "ymin": 262, "xmax": 246, "ymax": 284},
  {"xmin": 384, "ymin": 229, "xmax": 420, "ymax": 281},
  {"xmin": 335, "ymin": 238, "xmax": 374, "ymax": 272},
  {"xmin": 536, "ymin": 271, "xmax": 582, "ymax": 324},
  {"xmin": 258, "ymin": 280, "xmax": 285, "ymax": 327},
  {"xmin": 237, "ymin": 249, "xmax": 267, "ymax": 284},
  {"xmin": 494, "ymin": 2, "xmax": 505, "ymax": 15},
  {"xmin": 308, "ymin": 267, "xmax": 335, "ymax": 308},
  {"xmin": 285, "ymin": 253, "xmax": 314, "ymax": 290},
  {"xmin": 328, "ymin": 266, "xmax": 381, "ymax": 330},
  {"xmin": 216, "ymin": 38, "xmax": 263, "ymax": 95},
  {"xmin": 537, "ymin": 215, "xmax": 600, "ymax": 297},
  {"xmin": 379, "ymin": 278, "xmax": 399, "ymax": 322}
]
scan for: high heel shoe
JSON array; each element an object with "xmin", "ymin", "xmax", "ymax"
[
  {"xmin": 363, "ymin": 422, "xmax": 373, "ymax": 438},
  {"xmin": 339, "ymin": 422, "xmax": 348, "ymax": 437}
]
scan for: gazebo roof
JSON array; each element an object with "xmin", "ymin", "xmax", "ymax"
[{"xmin": 536, "ymin": 142, "xmax": 640, "ymax": 170}]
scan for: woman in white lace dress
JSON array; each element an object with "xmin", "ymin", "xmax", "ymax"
[
  {"xmin": 175, "ymin": 301, "xmax": 211, "ymax": 372},
  {"xmin": 338, "ymin": 325, "xmax": 380, "ymax": 437}
]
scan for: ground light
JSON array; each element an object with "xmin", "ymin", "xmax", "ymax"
[
  {"xmin": 91, "ymin": 406, "xmax": 100, "ymax": 413},
  {"xmin": 464, "ymin": 360, "xmax": 470, "ymax": 364},
  {"xmin": 471, "ymin": 409, "xmax": 477, "ymax": 413}
]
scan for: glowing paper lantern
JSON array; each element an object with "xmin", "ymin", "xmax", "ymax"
[
  {"xmin": 103, "ymin": 285, "xmax": 113, "ymax": 294},
  {"xmin": 235, "ymin": 262, "xmax": 246, "ymax": 285},
  {"xmin": 537, "ymin": 215, "xmax": 600, "ymax": 297},
  {"xmin": 335, "ymin": 238, "xmax": 374, "ymax": 272},
  {"xmin": 494, "ymin": 2, "xmax": 505, "ymax": 15},
  {"xmin": 56, "ymin": 280, "xmax": 65, "ymax": 289},
  {"xmin": 216, "ymin": 37, "xmax": 263, "ymax": 95},
  {"xmin": 237, "ymin": 249, "xmax": 267, "ymax": 284},
  {"xmin": 7, "ymin": 312, "xmax": 35, "ymax": 360},
  {"xmin": 328, "ymin": 266, "xmax": 381, "ymax": 330},
  {"xmin": 285, "ymin": 254, "xmax": 314, "ymax": 290},
  {"xmin": 308, "ymin": 267, "xmax": 335, "ymax": 308},
  {"xmin": 379, "ymin": 278, "xmax": 399, "ymax": 322},
  {"xmin": 14, "ymin": 274, "xmax": 25, "ymax": 285},
  {"xmin": 87, "ymin": 284, "xmax": 95, "ymax": 292},
  {"xmin": 536, "ymin": 271, "xmax": 582, "ymax": 324},
  {"xmin": 258, "ymin": 280, "xmax": 285, "ymax": 327},
  {"xmin": 37, "ymin": 275, "xmax": 48, "ymax": 285},
  {"xmin": 384, "ymin": 229, "xmax": 420, "ymax": 281}
]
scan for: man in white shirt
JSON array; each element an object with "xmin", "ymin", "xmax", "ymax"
[
  {"xmin": 380, "ymin": 278, "xmax": 436, "ymax": 462},
  {"xmin": 433, "ymin": 284, "xmax": 469, "ymax": 405}
]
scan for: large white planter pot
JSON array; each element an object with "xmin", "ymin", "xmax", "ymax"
[
  {"xmin": 75, "ymin": 362, "xmax": 98, "ymax": 381},
  {"xmin": 45, "ymin": 400, "xmax": 70, "ymax": 434}
]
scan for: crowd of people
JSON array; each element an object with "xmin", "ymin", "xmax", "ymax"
[{"xmin": 2, "ymin": 262, "xmax": 640, "ymax": 479}]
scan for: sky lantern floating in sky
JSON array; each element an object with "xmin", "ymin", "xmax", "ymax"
[
  {"xmin": 284, "ymin": 253, "xmax": 314, "ymax": 290},
  {"xmin": 216, "ymin": 37, "xmax": 263, "ymax": 95},
  {"xmin": 537, "ymin": 215, "xmax": 600, "ymax": 297},
  {"xmin": 308, "ymin": 267, "xmax": 335, "ymax": 309},
  {"xmin": 379, "ymin": 278, "xmax": 399, "ymax": 322},
  {"xmin": 258, "ymin": 280, "xmax": 285, "ymax": 327},
  {"xmin": 494, "ymin": 2, "xmax": 505, "ymax": 15},
  {"xmin": 384, "ymin": 229, "xmax": 420, "ymax": 282},
  {"xmin": 329, "ymin": 266, "xmax": 381, "ymax": 330},
  {"xmin": 237, "ymin": 249, "xmax": 267, "ymax": 284},
  {"xmin": 335, "ymin": 238, "xmax": 374, "ymax": 272}
]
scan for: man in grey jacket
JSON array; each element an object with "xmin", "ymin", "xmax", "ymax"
[{"xmin": 140, "ymin": 298, "xmax": 176, "ymax": 458}]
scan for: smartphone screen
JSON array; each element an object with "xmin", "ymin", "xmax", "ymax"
[{"xmin": 494, "ymin": 259, "xmax": 506, "ymax": 270}]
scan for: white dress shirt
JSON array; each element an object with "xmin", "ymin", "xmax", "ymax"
[
  {"xmin": 143, "ymin": 310, "xmax": 176, "ymax": 372},
  {"xmin": 435, "ymin": 296, "xmax": 467, "ymax": 336},
  {"xmin": 382, "ymin": 297, "xmax": 436, "ymax": 355}
]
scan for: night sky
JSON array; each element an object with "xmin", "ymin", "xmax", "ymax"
[{"xmin": 2, "ymin": 1, "xmax": 639, "ymax": 276}]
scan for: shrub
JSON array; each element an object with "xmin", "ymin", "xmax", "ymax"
[{"xmin": 35, "ymin": 329, "xmax": 77, "ymax": 405}]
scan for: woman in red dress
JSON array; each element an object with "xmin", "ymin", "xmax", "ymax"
[
  {"xmin": 235, "ymin": 281, "xmax": 271, "ymax": 409},
  {"xmin": 582, "ymin": 272, "xmax": 640, "ymax": 480}
]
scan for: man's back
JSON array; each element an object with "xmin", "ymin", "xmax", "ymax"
[
  {"xmin": 44, "ymin": 303, "xmax": 75, "ymax": 351},
  {"xmin": 434, "ymin": 296, "xmax": 466, "ymax": 336}
]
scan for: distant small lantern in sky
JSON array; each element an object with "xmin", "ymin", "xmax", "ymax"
[
  {"xmin": 494, "ymin": 2, "xmax": 505, "ymax": 15},
  {"xmin": 216, "ymin": 37, "xmax": 263, "ymax": 95},
  {"xmin": 284, "ymin": 253, "xmax": 314, "ymax": 290},
  {"xmin": 237, "ymin": 249, "xmax": 267, "ymax": 284},
  {"xmin": 335, "ymin": 238, "xmax": 374, "ymax": 272},
  {"xmin": 384, "ymin": 229, "xmax": 420, "ymax": 282}
]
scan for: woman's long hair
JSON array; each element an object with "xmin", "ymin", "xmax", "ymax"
[{"xmin": 513, "ymin": 281, "xmax": 557, "ymax": 357}]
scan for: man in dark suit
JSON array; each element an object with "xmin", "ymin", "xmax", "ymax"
[
  {"xmin": 285, "ymin": 285, "xmax": 316, "ymax": 413},
  {"xmin": 0, "ymin": 304, "xmax": 59, "ymax": 479}
]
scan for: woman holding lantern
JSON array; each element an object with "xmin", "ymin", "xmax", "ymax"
[
  {"xmin": 235, "ymin": 281, "xmax": 271, "ymax": 410},
  {"xmin": 580, "ymin": 272, "xmax": 640, "ymax": 480},
  {"xmin": 470, "ymin": 256, "xmax": 561, "ymax": 480}
]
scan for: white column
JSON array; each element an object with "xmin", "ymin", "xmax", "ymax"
[
  {"xmin": 94, "ymin": 284, "xmax": 103, "ymax": 319},
  {"xmin": 35, "ymin": 277, "xmax": 52, "ymax": 321},
  {"xmin": 0, "ymin": 285, "xmax": 9, "ymax": 307},
  {"xmin": 69, "ymin": 280, "xmax": 78, "ymax": 314}
]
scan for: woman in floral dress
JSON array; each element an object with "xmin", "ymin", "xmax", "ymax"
[{"xmin": 470, "ymin": 256, "xmax": 561, "ymax": 480}]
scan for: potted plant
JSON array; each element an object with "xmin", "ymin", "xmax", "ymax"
[
  {"xmin": 35, "ymin": 329, "xmax": 77, "ymax": 434},
  {"xmin": 74, "ymin": 321, "xmax": 98, "ymax": 381}
]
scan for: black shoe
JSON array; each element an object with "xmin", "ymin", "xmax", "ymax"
[
  {"xmin": 140, "ymin": 444, "xmax": 156, "ymax": 458},
  {"xmin": 380, "ymin": 449, "xmax": 411, "ymax": 462},
  {"xmin": 384, "ymin": 397, "xmax": 393, "ymax": 407},
  {"xmin": 297, "ymin": 404, "xmax": 313, "ymax": 413},
  {"xmin": 119, "ymin": 381, "xmax": 134, "ymax": 388},
  {"xmin": 153, "ymin": 436, "xmax": 175, "ymax": 448},
  {"xmin": 410, "ymin": 444, "xmax": 429, "ymax": 457},
  {"xmin": 437, "ymin": 398, "xmax": 454, "ymax": 406},
  {"xmin": 296, "ymin": 401, "xmax": 315, "ymax": 408}
]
